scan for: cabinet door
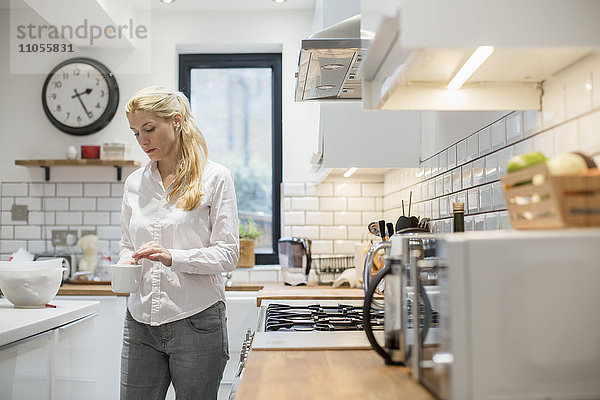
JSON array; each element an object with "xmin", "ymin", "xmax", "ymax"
[
  {"xmin": 320, "ymin": 102, "xmax": 421, "ymax": 168},
  {"xmin": 0, "ymin": 330, "xmax": 54, "ymax": 400},
  {"xmin": 55, "ymin": 295, "xmax": 127, "ymax": 400}
]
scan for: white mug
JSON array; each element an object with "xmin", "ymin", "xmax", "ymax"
[{"xmin": 110, "ymin": 264, "xmax": 142, "ymax": 293}]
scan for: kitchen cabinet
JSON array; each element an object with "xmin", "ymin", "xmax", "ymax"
[
  {"xmin": 0, "ymin": 330, "xmax": 54, "ymax": 400},
  {"xmin": 314, "ymin": 102, "xmax": 421, "ymax": 170},
  {"xmin": 55, "ymin": 295, "xmax": 127, "ymax": 400},
  {"xmin": 360, "ymin": 0, "xmax": 600, "ymax": 111}
]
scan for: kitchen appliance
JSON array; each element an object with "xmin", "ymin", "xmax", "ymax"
[
  {"xmin": 420, "ymin": 229, "xmax": 600, "ymax": 400},
  {"xmin": 294, "ymin": 14, "xmax": 370, "ymax": 101},
  {"xmin": 278, "ymin": 237, "xmax": 311, "ymax": 286},
  {"xmin": 263, "ymin": 303, "xmax": 384, "ymax": 332},
  {"xmin": 363, "ymin": 232, "xmax": 439, "ymax": 366},
  {"xmin": 34, "ymin": 252, "xmax": 77, "ymax": 282}
]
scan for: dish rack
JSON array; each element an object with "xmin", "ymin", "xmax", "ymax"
[
  {"xmin": 312, "ymin": 255, "xmax": 354, "ymax": 285},
  {"xmin": 501, "ymin": 163, "xmax": 600, "ymax": 229}
]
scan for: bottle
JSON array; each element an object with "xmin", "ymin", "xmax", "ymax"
[{"xmin": 453, "ymin": 202, "xmax": 465, "ymax": 232}]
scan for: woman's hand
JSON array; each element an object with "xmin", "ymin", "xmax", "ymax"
[{"xmin": 132, "ymin": 241, "xmax": 172, "ymax": 267}]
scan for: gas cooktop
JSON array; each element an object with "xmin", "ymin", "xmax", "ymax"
[{"xmin": 264, "ymin": 303, "xmax": 385, "ymax": 332}]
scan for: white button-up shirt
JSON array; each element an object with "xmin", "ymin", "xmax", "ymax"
[{"xmin": 119, "ymin": 160, "xmax": 239, "ymax": 326}]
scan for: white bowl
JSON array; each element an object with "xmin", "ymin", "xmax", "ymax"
[
  {"xmin": 0, "ymin": 259, "xmax": 63, "ymax": 271},
  {"xmin": 0, "ymin": 268, "xmax": 66, "ymax": 308}
]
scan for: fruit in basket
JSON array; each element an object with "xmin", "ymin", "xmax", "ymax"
[
  {"xmin": 546, "ymin": 152, "xmax": 589, "ymax": 176},
  {"xmin": 507, "ymin": 152, "xmax": 547, "ymax": 173}
]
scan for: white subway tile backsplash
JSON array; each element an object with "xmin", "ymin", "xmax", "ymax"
[
  {"xmin": 27, "ymin": 240, "xmax": 48, "ymax": 254},
  {"xmin": 292, "ymin": 197, "xmax": 319, "ymax": 211},
  {"xmin": 284, "ymin": 211, "xmax": 305, "ymax": 225},
  {"xmin": 456, "ymin": 140, "xmax": 467, "ymax": 165},
  {"xmin": 579, "ymin": 110, "xmax": 600, "ymax": 155},
  {"xmin": 111, "ymin": 212, "xmax": 121, "ymax": 226},
  {"xmin": 467, "ymin": 189, "xmax": 479, "ymax": 214},
  {"xmin": 443, "ymin": 173, "xmax": 451, "ymax": 195},
  {"xmin": 0, "ymin": 240, "xmax": 28, "ymax": 254},
  {"xmin": 96, "ymin": 226, "xmax": 123, "ymax": 240},
  {"xmin": 506, "ymin": 112, "xmax": 523, "ymax": 144},
  {"xmin": 15, "ymin": 226, "xmax": 41, "ymax": 240},
  {"xmin": 479, "ymin": 185, "xmax": 492, "ymax": 212},
  {"xmin": 348, "ymin": 197, "xmax": 375, "ymax": 211},
  {"xmin": 1, "ymin": 183, "xmax": 28, "ymax": 197},
  {"xmin": 15, "ymin": 197, "xmax": 42, "ymax": 211},
  {"xmin": 306, "ymin": 211, "xmax": 333, "ymax": 225},
  {"xmin": 334, "ymin": 211, "xmax": 361, "ymax": 226},
  {"xmin": 319, "ymin": 197, "xmax": 346, "ymax": 211},
  {"xmin": 496, "ymin": 146, "xmax": 514, "ymax": 179},
  {"xmin": 553, "ymin": 120, "xmax": 580, "ymax": 154},
  {"xmin": 472, "ymin": 158, "xmax": 485, "ymax": 186},
  {"xmin": 333, "ymin": 240, "xmax": 356, "ymax": 254},
  {"xmin": 311, "ymin": 240, "xmax": 333, "ymax": 254},
  {"xmin": 83, "ymin": 212, "xmax": 110, "ymax": 225},
  {"xmin": 283, "ymin": 183, "xmax": 305, "ymax": 196},
  {"xmin": 533, "ymin": 131, "xmax": 555, "ymax": 157},
  {"xmin": 44, "ymin": 197, "xmax": 69, "ymax": 211},
  {"xmin": 283, "ymin": 226, "xmax": 292, "ymax": 236},
  {"xmin": 499, "ymin": 211, "xmax": 512, "ymax": 230},
  {"xmin": 361, "ymin": 211, "xmax": 381, "ymax": 226},
  {"xmin": 84, "ymin": 183, "xmax": 111, "ymax": 197},
  {"xmin": 320, "ymin": 226, "xmax": 346, "ymax": 240},
  {"xmin": 452, "ymin": 168, "xmax": 462, "ymax": 192},
  {"xmin": 474, "ymin": 215, "xmax": 485, "ymax": 231},
  {"xmin": 492, "ymin": 182, "xmax": 505, "ymax": 210},
  {"xmin": 1, "ymin": 198, "xmax": 13, "ymax": 211},
  {"xmin": 438, "ymin": 149, "xmax": 448, "ymax": 173},
  {"xmin": 97, "ymin": 198, "xmax": 123, "ymax": 211},
  {"xmin": 491, "ymin": 119, "xmax": 506, "ymax": 151},
  {"xmin": 523, "ymin": 111, "xmax": 542, "ymax": 138},
  {"xmin": 29, "ymin": 183, "xmax": 55, "ymax": 197},
  {"xmin": 70, "ymin": 197, "xmax": 96, "ymax": 211},
  {"xmin": 428, "ymin": 179, "xmax": 436, "ymax": 198},
  {"xmin": 485, "ymin": 213, "xmax": 499, "ymax": 230},
  {"xmin": 447, "ymin": 145, "xmax": 457, "ymax": 170},
  {"xmin": 1, "ymin": 226, "xmax": 13, "ymax": 239},
  {"xmin": 57, "ymin": 183, "xmax": 83, "ymax": 197},
  {"xmin": 56, "ymin": 212, "xmax": 83, "ymax": 225},
  {"xmin": 361, "ymin": 183, "xmax": 383, "ymax": 197},
  {"xmin": 478, "ymin": 127, "xmax": 491, "ymax": 156},
  {"xmin": 306, "ymin": 182, "xmax": 333, "ymax": 197},
  {"xmin": 462, "ymin": 163, "xmax": 472, "ymax": 189},
  {"xmin": 541, "ymin": 79, "xmax": 566, "ymax": 129},
  {"xmin": 283, "ymin": 198, "xmax": 291, "ymax": 211},
  {"xmin": 439, "ymin": 197, "xmax": 449, "ymax": 218},
  {"xmin": 111, "ymin": 183, "xmax": 125, "ymax": 197},
  {"xmin": 435, "ymin": 176, "xmax": 443, "ymax": 197},
  {"xmin": 514, "ymin": 138, "xmax": 533, "ymax": 157},
  {"xmin": 334, "ymin": 182, "xmax": 361, "ymax": 197},
  {"xmin": 466, "ymin": 134, "xmax": 478, "ymax": 161}
]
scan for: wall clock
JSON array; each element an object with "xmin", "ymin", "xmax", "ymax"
[{"xmin": 42, "ymin": 57, "xmax": 119, "ymax": 136}]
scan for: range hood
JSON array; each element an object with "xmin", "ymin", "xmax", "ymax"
[{"xmin": 294, "ymin": 14, "xmax": 371, "ymax": 102}]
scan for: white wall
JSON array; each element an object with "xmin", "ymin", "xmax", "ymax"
[{"xmin": 0, "ymin": 8, "xmax": 319, "ymax": 183}]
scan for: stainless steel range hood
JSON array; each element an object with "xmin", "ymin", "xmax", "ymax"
[{"xmin": 294, "ymin": 14, "xmax": 371, "ymax": 102}]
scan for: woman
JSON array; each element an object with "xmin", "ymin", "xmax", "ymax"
[{"xmin": 118, "ymin": 86, "xmax": 239, "ymax": 400}]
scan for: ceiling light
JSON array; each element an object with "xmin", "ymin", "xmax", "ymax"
[
  {"xmin": 343, "ymin": 167, "xmax": 358, "ymax": 178},
  {"xmin": 448, "ymin": 46, "xmax": 494, "ymax": 90},
  {"xmin": 273, "ymin": 0, "xmax": 287, "ymax": 3},
  {"xmin": 321, "ymin": 64, "xmax": 345, "ymax": 71},
  {"xmin": 160, "ymin": 0, "xmax": 174, "ymax": 3}
]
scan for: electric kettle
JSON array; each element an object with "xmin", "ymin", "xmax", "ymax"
[{"xmin": 278, "ymin": 237, "xmax": 311, "ymax": 286}]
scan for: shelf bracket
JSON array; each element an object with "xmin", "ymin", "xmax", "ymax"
[
  {"xmin": 114, "ymin": 165, "xmax": 122, "ymax": 181},
  {"xmin": 41, "ymin": 166, "xmax": 50, "ymax": 181}
]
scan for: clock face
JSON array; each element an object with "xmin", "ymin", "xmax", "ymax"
[{"xmin": 42, "ymin": 58, "xmax": 119, "ymax": 136}]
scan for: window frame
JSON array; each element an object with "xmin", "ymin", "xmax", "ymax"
[{"xmin": 179, "ymin": 53, "xmax": 282, "ymax": 265}]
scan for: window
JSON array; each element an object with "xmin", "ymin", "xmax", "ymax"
[{"xmin": 179, "ymin": 54, "xmax": 282, "ymax": 264}]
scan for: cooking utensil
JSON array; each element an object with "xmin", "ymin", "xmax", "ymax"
[
  {"xmin": 410, "ymin": 216, "xmax": 419, "ymax": 227},
  {"xmin": 368, "ymin": 220, "xmax": 381, "ymax": 237},
  {"xmin": 386, "ymin": 222, "xmax": 394, "ymax": 238},
  {"xmin": 378, "ymin": 220, "xmax": 386, "ymax": 241},
  {"xmin": 396, "ymin": 216, "xmax": 412, "ymax": 232}
]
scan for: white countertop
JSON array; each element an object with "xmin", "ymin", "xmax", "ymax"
[{"xmin": 0, "ymin": 299, "xmax": 101, "ymax": 347}]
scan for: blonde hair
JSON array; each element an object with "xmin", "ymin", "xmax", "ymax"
[{"xmin": 126, "ymin": 86, "xmax": 208, "ymax": 211}]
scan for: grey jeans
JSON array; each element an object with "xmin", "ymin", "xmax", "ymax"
[{"xmin": 120, "ymin": 301, "xmax": 229, "ymax": 400}]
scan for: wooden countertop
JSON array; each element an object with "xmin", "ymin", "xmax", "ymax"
[
  {"xmin": 256, "ymin": 284, "xmax": 377, "ymax": 306},
  {"xmin": 57, "ymin": 282, "xmax": 265, "ymax": 296},
  {"xmin": 235, "ymin": 349, "xmax": 435, "ymax": 400}
]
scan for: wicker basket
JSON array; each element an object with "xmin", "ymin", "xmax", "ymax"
[
  {"xmin": 312, "ymin": 255, "xmax": 354, "ymax": 285},
  {"xmin": 500, "ymin": 163, "xmax": 600, "ymax": 229}
]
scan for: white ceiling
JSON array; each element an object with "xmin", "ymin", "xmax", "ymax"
[{"xmin": 0, "ymin": 0, "xmax": 316, "ymax": 11}]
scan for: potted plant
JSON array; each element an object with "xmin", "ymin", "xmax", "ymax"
[{"xmin": 238, "ymin": 219, "xmax": 261, "ymax": 268}]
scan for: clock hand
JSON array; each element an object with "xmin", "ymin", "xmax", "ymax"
[{"xmin": 72, "ymin": 89, "xmax": 93, "ymax": 119}]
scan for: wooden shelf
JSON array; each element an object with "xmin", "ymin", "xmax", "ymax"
[{"xmin": 15, "ymin": 159, "xmax": 141, "ymax": 181}]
